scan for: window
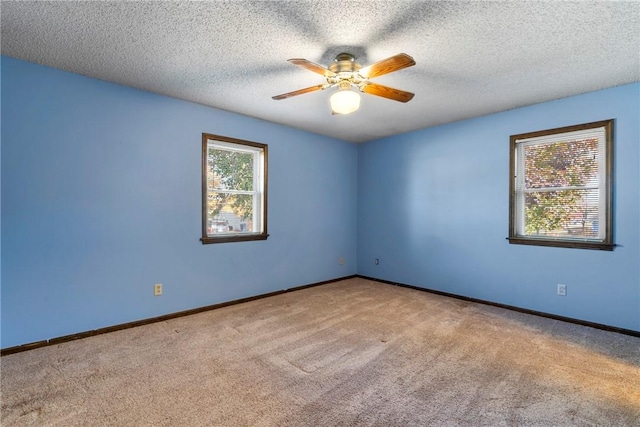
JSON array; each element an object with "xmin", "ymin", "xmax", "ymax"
[
  {"xmin": 508, "ymin": 120, "xmax": 613, "ymax": 250},
  {"xmin": 201, "ymin": 134, "xmax": 268, "ymax": 244}
]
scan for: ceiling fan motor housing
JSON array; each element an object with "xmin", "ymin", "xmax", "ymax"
[{"xmin": 328, "ymin": 53, "xmax": 363, "ymax": 88}]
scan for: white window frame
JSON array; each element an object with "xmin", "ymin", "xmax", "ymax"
[
  {"xmin": 201, "ymin": 134, "xmax": 268, "ymax": 244},
  {"xmin": 508, "ymin": 120, "xmax": 614, "ymax": 250}
]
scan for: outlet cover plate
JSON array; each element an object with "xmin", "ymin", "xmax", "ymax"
[{"xmin": 557, "ymin": 284, "xmax": 567, "ymax": 296}]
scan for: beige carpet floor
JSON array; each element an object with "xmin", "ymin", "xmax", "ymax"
[{"xmin": 1, "ymin": 277, "xmax": 639, "ymax": 426}]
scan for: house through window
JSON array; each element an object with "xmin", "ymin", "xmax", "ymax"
[
  {"xmin": 508, "ymin": 120, "xmax": 614, "ymax": 250},
  {"xmin": 201, "ymin": 133, "xmax": 268, "ymax": 244}
]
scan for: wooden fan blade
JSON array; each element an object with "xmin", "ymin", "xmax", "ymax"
[
  {"xmin": 361, "ymin": 82, "xmax": 414, "ymax": 103},
  {"xmin": 359, "ymin": 53, "xmax": 415, "ymax": 79},
  {"xmin": 272, "ymin": 84, "xmax": 328, "ymax": 100},
  {"xmin": 288, "ymin": 58, "xmax": 337, "ymax": 77}
]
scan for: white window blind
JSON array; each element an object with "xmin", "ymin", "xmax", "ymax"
[{"xmin": 509, "ymin": 120, "xmax": 613, "ymax": 250}]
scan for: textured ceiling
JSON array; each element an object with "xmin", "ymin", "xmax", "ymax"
[{"xmin": 2, "ymin": 1, "xmax": 639, "ymax": 143}]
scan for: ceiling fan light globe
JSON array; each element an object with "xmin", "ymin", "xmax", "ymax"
[{"xmin": 330, "ymin": 90, "xmax": 360, "ymax": 115}]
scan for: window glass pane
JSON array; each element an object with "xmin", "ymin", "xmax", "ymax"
[
  {"xmin": 524, "ymin": 189, "xmax": 599, "ymax": 239},
  {"xmin": 208, "ymin": 149, "xmax": 254, "ymax": 191},
  {"xmin": 524, "ymin": 138, "xmax": 598, "ymax": 189},
  {"xmin": 206, "ymin": 192, "xmax": 255, "ymax": 235}
]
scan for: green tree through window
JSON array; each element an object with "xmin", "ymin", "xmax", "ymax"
[
  {"xmin": 207, "ymin": 148, "xmax": 255, "ymax": 222},
  {"xmin": 523, "ymin": 138, "xmax": 598, "ymax": 237}
]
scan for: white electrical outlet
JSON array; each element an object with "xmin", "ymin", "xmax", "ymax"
[
  {"xmin": 557, "ymin": 284, "xmax": 567, "ymax": 296},
  {"xmin": 154, "ymin": 283, "xmax": 163, "ymax": 296},
  {"xmin": 339, "ymin": 257, "xmax": 345, "ymax": 265}
]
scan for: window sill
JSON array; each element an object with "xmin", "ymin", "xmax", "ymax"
[
  {"xmin": 507, "ymin": 237, "xmax": 615, "ymax": 251},
  {"xmin": 201, "ymin": 233, "xmax": 269, "ymax": 245}
]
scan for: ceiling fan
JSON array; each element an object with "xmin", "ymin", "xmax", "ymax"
[{"xmin": 272, "ymin": 53, "xmax": 416, "ymax": 115}]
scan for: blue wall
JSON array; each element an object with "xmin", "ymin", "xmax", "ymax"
[
  {"xmin": 2, "ymin": 56, "xmax": 638, "ymax": 349},
  {"xmin": 357, "ymin": 83, "xmax": 640, "ymax": 332},
  {"xmin": 1, "ymin": 56, "xmax": 358, "ymax": 348}
]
